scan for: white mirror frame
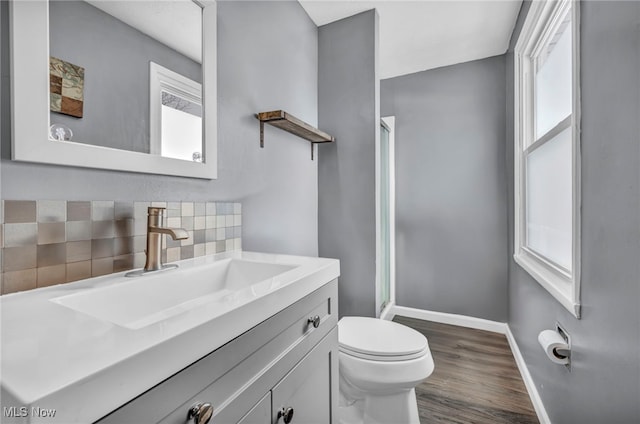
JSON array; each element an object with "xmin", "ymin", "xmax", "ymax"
[{"xmin": 9, "ymin": 0, "xmax": 217, "ymax": 179}]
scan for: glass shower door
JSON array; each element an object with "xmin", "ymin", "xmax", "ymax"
[{"xmin": 379, "ymin": 120, "xmax": 391, "ymax": 313}]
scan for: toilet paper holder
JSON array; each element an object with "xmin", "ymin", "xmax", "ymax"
[
  {"xmin": 554, "ymin": 323, "xmax": 571, "ymax": 364},
  {"xmin": 538, "ymin": 323, "xmax": 572, "ymax": 370}
]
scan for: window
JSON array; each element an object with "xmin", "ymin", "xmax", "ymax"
[
  {"xmin": 149, "ymin": 62, "xmax": 203, "ymax": 162},
  {"xmin": 514, "ymin": 0, "xmax": 581, "ymax": 317}
]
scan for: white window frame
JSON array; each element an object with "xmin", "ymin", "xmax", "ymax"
[{"xmin": 514, "ymin": 0, "xmax": 581, "ymax": 318}]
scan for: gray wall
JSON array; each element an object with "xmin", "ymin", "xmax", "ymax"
[
  {"xmin": 507, "ymin": 2, "xmax": 640, "ymax": 422},
  {"xmin": 49, "ymin": 0, "xmax": 201, "ymax": 153},
  {"xmin": 1, "ymin": 0, "xmax": 319, "ymax": 257},
  {"xmin": 381, "ymin": 56, "xmax": 509, "ymax": 322},
  {"xmin": 318, "ymin": 10, "xmax": 379, "ymax": 318}
]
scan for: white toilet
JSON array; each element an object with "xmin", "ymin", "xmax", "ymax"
[{"xmin": 338, "ymin": 317, "xmax": 435, "ymax": 424}]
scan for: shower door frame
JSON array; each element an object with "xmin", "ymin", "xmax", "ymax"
[{"xmin": 376, "ymin": 116, "xmax": 396, "ymax": 319}]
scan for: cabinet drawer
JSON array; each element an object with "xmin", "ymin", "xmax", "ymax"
[
  {"xmin": 98, "ymin": 280, "xmax": 337, "ymax": 424},
  {"xmin": 272, "ymin": 328, "xmax": 338, "ymax": 424}
]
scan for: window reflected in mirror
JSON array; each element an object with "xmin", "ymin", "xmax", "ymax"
[{"xmin": 149, "ymin": 61, "xmax": 202, "ymax": 162}]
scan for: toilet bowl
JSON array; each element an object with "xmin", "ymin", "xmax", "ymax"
[{"xmin": 338, "ymin": 317, "xmax": 435, "ymax": 424}]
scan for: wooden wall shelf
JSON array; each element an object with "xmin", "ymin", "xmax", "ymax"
[{"xmin": 256, "ymin": 110, "xmax": 335, "ymax": 160}]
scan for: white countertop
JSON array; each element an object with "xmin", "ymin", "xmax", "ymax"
[{"xmin": 0, "ymin": 251, "xmax": 340, "ymax": 423}]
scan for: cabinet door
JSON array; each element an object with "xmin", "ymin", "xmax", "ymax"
[
  {"xmin": 237, "ymin": 392, "xmax": 271, "ymax": 424},
  {"xmin": 271, "ymin": 329, "xmax": 338, "ymax": 424}
]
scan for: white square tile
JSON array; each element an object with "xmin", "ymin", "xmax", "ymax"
[
  {"xmin": 181, "ymin": 216, "xmax": 194, "ymax": 231},
  {"xmin": 4, "ymin": 223, "xmax": 37, "ymax": 247},
  {"xmin": 38, "ymin": 200, "xmax": 66, "ymax": 222},
  {"xmin": 134, "ymin": 202, "xmax": 151, "ymax": 218},
  {"xmin": 181, "ymin": 202, "xmax": 194, "ymax": 217},
  {"xmin": 194, "ymin": 244, "xmax": 205, "ymax": 257},
  {"xmin": 92, "ymin": 201, "xmax": 114, "ymax": 221},
  {"xmin": 134, "ymin": 218, "xmax": 147, "ymax": 236},
  {"xmin": 66, "ymin": 221, "xmax": 92, "ymax": 241},
  {"xmin": 167, "ymin": 202, "xmax": 181, "ymax": 217},
  {"xmin": 166, "ymin": 247, "xmax": 180, "ymax": 262},
  {"xmin": 134, "ymin": 252, "xmax": 146, "ymax": 269},
  {"xmin": 181, "ymin": 231, "xmax": 194, "ymax": 246},
  {"xmin": 194, "ymin": 216, "xmax": 206, "ymax": 230},
  {"xmin": 167, "ymin": 217, "xmax": 181, "ymax": 228},
  {"xmin": 133, "ymin": 235, "xmax": 146, "ymax": 253}
]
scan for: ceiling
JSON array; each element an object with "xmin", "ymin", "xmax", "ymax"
[
  {"xmin": 299, "ymin": 0, "xmax": 523, "ymax": 79},
  {"xmin": 86, "ymin": 0, "xmax": 202, "ymax": 63}
]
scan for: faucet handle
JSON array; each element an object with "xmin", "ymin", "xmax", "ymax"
[{"xmin": 148, "ymin": 206, "xmax": 166, "ymax": 216}]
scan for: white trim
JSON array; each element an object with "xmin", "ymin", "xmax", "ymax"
[
  {"xmin": 375, "ymin": 113, "xmax": 382, "ymax": 317},
  {"xmin": 390, "ymin": 305, "xmax": 508, "ymax": 335},
  {"xmin": 513, "ymin": 0, "xmax": 581, "ymax": 318},
  {"xmin": 505, "ymin": 327, "xmax": 552, "ymax": 424},
  {"xmin": 201, "ymin": 0, "xmax": 218, "ymax": 178},
  {"xmin": 385, "ymin": 116, "xmax": 397, "ymax": 308},
  {"xmin": 514, "ymin": 251, "xmax": 579, "ymax": 317},
  {"xmin": 379, "ymin": 301, "xmax": 395, "ymax": 321},
  {"xmin": 9, "ymin": 0, "xmax": 217, "ymax": 179},
  {"xmin": 382, "ymin": 116, "xmax": 397, "ymax": 309}
]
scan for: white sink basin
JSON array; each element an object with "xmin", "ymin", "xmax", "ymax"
[
  {"xmin": 1, "ymin": 251, "xmax": 339, "ymax": 424},
  {"xmin": 51, "ymin": 259, "xmax": 296, "ymax": 329}
]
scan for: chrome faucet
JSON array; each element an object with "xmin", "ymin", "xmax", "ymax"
[{"xmin": 125, "ymin": 206, "xmax": 189, "ymax": 277}]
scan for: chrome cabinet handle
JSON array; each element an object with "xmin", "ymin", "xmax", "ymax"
[
  {"xmin": 307, "ymin": 315, "xmax": 320, "ymax": 329},
  {"xmin": 187, "ymin": 402, "xmax": 214, "ymax": 424},
  {"xmin": 278, "ymin": 407, "xmax": 294, "ymax": 423}
]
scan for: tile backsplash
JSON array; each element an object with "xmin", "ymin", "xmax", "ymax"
[{"xmin": 0, "ymin": 200, "xmax": 242, "ymax": 295}]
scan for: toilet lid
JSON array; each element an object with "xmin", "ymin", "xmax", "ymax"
[{"xmin": 338, "ymin": 317, "xmax": 429, "ymax": 361}]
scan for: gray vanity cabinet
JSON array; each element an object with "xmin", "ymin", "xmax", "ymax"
[
  {"xmin": 236, "ymin": 330, "xmax": 336, "ymax": 424},
  {"xmin": 97, "ymin": 280, "xmax": 338, "ymax": 424}
]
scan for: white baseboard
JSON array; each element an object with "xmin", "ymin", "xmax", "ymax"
[
  {"xmin": 505, "ymin": 326, "xmax": 551, "ymax": 424},
  {"xmin": 388, "ymin": 305, "xmax": 550, "ymax": 424},
  {"xmin": 390, "ymin": 305, "xmax": 508, "ymax": 334}
]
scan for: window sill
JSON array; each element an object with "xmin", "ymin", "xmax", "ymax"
[{"xmin": 514, "ymin": 250, "xmax": 581, "ymax": 318}]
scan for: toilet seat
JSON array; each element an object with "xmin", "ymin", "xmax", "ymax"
[{"xmin": 338, "ymin": 317, "xmax": 429, "ymax": 362}]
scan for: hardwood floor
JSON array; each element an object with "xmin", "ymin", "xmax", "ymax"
[{"xmin": 393, "ymin": 316, "xmax": 539, "ymax": 424}]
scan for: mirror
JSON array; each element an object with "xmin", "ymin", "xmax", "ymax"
[{"xmin": 10, "ymin": 0, "xmax": 217, "ymax": 179}]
